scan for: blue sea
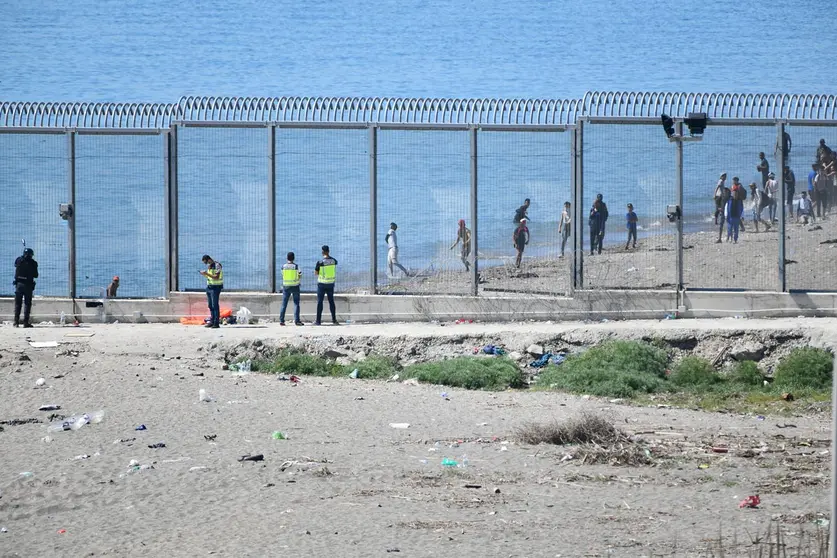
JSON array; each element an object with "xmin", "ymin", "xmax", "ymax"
[{"xmin": 1, "ymin": 1, "xmax": 834, "ymax": 296}]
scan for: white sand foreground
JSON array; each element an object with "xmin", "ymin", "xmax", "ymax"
[{"xmin": 1, "ymin": 319, "xmax": 835, "ymax": 557}]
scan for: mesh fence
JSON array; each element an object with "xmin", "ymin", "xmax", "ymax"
[
  {"xmin": 682, "ymin": 125, "xmax": 779, "ymax": 291},
  {"xmin": 275, "ymin": 128, "xmax": 369, "ymax": 293},
  {"xmin": 784, "ymin": 125, "xmax": 837, "ymax": 291},
  {"xmin": 582, "ymin": 124, "xmax": 676, "ymax": 289},
  {"xmin": 0, "ymin": 132, "xmax": 68, "ymax": 297},
  {"xmin": 75, "ymin": 134, "xmax": 166, "ymax": 298},
  {"xmin": 377, "ymin": 130, "xmax": 470, "ymax": 295},
  {"xmin": 177, "ymin": 126, "xmax": 270, "ymax": 291},
  {"xmin": 477, "ymin": 131, "xmax": 572, "ymax": 295}
]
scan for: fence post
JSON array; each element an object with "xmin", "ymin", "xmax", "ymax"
[
  {"xmin": 268, "ymin": 124, "xmax": 277, "ymax": 293},
  {"xmin": 470, "ymin": 126, "xmax": 479, "ymax": 296},
  {"xmin": 369, "ymin": 125, "xmax": 378, "ymax": 294},
  {"xmin": 569, "ymin": 127, "xmax": 577, "ymax": 295},
  {"xmin": 169, "ymin": 124, "xmax": 179, "ymax": 293},
  {"xmin": 67, "ymin": 130, "xmax": 76, "ymax": 299},
  {"xmin": 777, "ymin": 122, "xmax": 787, "ymax": 292},
  {"xmin": 573, "ymin": 119, "xmax": 584, "ymax": 289},
  {"xmin": 163, "ymin": 130, "xmax": 172, "ymax": 296},
  {"xmin": 675, "ymin": 121, "xmax": 684, "ymax": 291}
]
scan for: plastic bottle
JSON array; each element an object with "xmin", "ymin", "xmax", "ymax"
[
  {"xmin": 272, "ymin": 431, "xmax": 286, "ymax": 440},
  {"xmin": 47, "ymin": 410, "xmax": 105, "ymax": 433},
  {"xmin": 441, "ymin": 458, "xmax": 458, "ymax": 467},
  {"xmin": 461, "ymin": 455, "xmax": 469, "ymax": 468},
  {"xmin": 199, "ymin": 389, "xmax": 212, "ymax": 402},
  {"xmin": 59, "ymin": 312, "xmax": 66, "ymax": 326}
]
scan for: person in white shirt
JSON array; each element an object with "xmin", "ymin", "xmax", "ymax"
[
  {"xmin": 385, "ymin": 222, "xmax": 408, "ymax": 278},
  {"xmin": 749, "ymin": 182, "xmax": 770, "ymax": 232},
  {"xmin": 713, "ymin": 173, "xmax": 727, "ymax": 225},
  {"xmin": 797, "ymin": 191, "xmax": 814, "ymax": 224},
  {"xmin": 558, "ymin": 201, "xmax": 572, "ymax": 258},
  {"xmin": 765, "ymin": 172, "xmax": 779, "ymax": 222}
]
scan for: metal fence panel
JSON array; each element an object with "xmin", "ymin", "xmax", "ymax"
[
  {"xmin": 275, "ymin": 128, "xmax": 369, "ymax": 293},
  {"xmin": 682, "ymin": 125, "xmax": 779, "ymax": 291},
  {"xmin": 377, "ymin": 130, "xmax": 470, "ymax": 294},
  {"xmin": 581, "ymin": 123, "xmax": 677, "ymax": 289},
  {"xmin": 477, "ymin": 131, "xmax": 572, "ymax": 295},
  {"xmin": 785, "ymin": 124, "xmax": 837, "ymax": 291},
  {"xmin": 177, "ymin": 126, "xmax": 270, "ymax": 291},
  {"xmin": 75, "ymin": 134, "xmax": 166, "ymax": 298},
  {"xmin": 0, "ymin": 132, "xmax": 68, "ymax": 297}
]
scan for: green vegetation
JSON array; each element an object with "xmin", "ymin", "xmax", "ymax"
[
  {"xmin": 773, "ymin": 347, "xmax": 833, "ymax": 390},
  {"xmin": 537, "ymin": 340, "xmax": 668, "ymax": 398},
  {"xmin": 669, "ymin": 356, "xmax": 721, "ymax": 387},
  {"xmin": 404, "ymin": 357, "xmax": 525, "ymax": 390},
  {"xmin": 249, "ymin": 343, "xmax": 833, "ymax": 412}
]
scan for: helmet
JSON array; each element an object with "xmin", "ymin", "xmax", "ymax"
[{"xmin": 23, "ymin": 248, "xmax": 34, "ymax": 257}]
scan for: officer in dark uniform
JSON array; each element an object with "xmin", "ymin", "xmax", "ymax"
[{"xmin": 13, "ymin": 248, "xmax": 38, "ymax": 328}]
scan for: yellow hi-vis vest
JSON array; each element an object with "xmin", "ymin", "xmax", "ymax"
[
  {"xmin": 206, "ymin": 265, "xmax": 223, "ymax": 286},
  {"xmin": 318, "ymin": 258, "xmax": 336, "ymax": 284},
  {"xmin": 282, "ymin": 264, "xmax": 301, "ymax": 287}
]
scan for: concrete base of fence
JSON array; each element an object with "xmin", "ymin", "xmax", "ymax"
[{"xmin": 0, "ymin": 290, "xmax": 835, "ymax": 324}]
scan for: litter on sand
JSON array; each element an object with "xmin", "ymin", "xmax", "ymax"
[
  {"xmin": 64, "ymin": 332, "xmax": 95, "ymax": 338},
  {"xmin": 29, "ymin": 341, "xmax": 59, "ymax": 348},
  {"xmin": 739, "ymin": 495, "xmax": 761, "ymax": 509}
]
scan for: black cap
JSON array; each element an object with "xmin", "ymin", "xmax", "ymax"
[{"xmin": 322, "ymin": 245, "xmax": 330, "ymax": 253}]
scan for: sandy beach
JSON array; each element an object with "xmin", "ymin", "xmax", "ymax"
[{"xmin": 0, "ymin": 319, "xmax": 833, "ymax": 557}]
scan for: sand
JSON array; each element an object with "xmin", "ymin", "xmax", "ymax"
[
  {"xmin": 0, "ymin": 319, "xmax": 834, "ymax": 557},
  {"xmin": 380, "ymin": 214, "xmax": 837, "ymax": 295}
]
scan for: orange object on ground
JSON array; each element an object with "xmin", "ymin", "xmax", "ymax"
[{"xmin": 180, "ymin": 308, "xmax": 233, "ymax": 325}]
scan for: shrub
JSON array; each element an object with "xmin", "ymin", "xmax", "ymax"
[
  {"xmin": 403, "ymin": 357, "xmax": 525, "ymax": 390},
  {"xmin": 727, "ymin": 361, "xmax": 764, "ymax": 386},
  {"xmin": 537, "ymin": 340, "xmax": 668, "ymax": 398},
  {"xmin": 516, "ymin": 412, "xmax": 626, "ymax": 445},
  {"xmin": 773, "ymin": 347, "xmax": 833, "ymax": 390},
  {"xmin": 669, "ymin": 356, "xmax": 721, "ymax": 387},
  {"xmin": 344, "ymin": 355, "xmax": 399, "ymax": 379},
  {"xmin": 255, "ymin": 349, "xmax": 340, "ymax": 376}
]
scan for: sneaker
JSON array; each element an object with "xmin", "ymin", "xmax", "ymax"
[
  {"xmin": 294, "ymin": 322, "xmax": 304, "ymax": 326},
  {"xmin": 279, "ymin": 322, "xmax": 286, "ymax": 326},
  {"xmin": 23, "ymin": 323, "xmax": 33, "ymax": 328},
  {"xmin": 715, "ymin": 239, "xmax": 722, "ymax": 244},
  {"xmin": 314, "ymin": 322, "xmax": 322, "ymax": 326},
  {"xmin": 332, "ymin": 321, "xmax": 340, "ymax": 325},
  {"xmin": 13, "ymin": 322, "xmax": 19, "ymax": 328},
  {"xmin": 210, "ymin": 324, "xmax": 220, "ymax": 329},
  {"xmin": 204, "ymin": 323, "xmax": 214, "ymax": 328}
]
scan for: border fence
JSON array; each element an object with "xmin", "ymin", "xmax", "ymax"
[{"xmin": 1, "ymin": 92, "xmax": 837, "ymax": 298}]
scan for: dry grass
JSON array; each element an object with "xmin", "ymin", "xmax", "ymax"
[
  {"xmin": 700, "ymin": 521, "xmax": 830, "ymax": 557},
  {"xmin": 515, "ymin": 412, "xmax": 627, "ymax": 446}
]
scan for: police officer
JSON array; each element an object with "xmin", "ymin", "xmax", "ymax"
[
  {"xmin": 13, "ymin": 248, "xmax": 38, "ymax": 328},
  {"xmin": 279, "ymin": 252, "xmax": 303, "ymax": 326},
  {"xmin": 314, "ymin": 245, "xmax": 338, "ymax": 326},
  {"xmin": 200, "ymin": 255, "xmax": 223, "ymax": 328}
]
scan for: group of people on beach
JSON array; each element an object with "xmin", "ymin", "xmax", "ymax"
[{"xmin": 713, "ymin": 139, "xmax": 836, "ymax": 243}]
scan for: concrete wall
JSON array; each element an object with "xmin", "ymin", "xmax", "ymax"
[{"xmin": 0, "ymin": 290, "xmax": 835, "ymax": 324}]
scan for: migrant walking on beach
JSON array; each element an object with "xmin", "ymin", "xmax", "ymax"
[
  {"xmin": 725, "ymin": 184, "xmax": 745, "ymax": 244},
  {"xmin": 749, "ymin": 182, "xmax": 771, "ymax": 232},
  {"xmin": 449, "ymin": 219, "xmax": 472, "ymax": 271},
  {"xmin": 713, "ymin": 173, "xmax": 727, "ymax": 225},
  {"xmin": 513, "ymin": 219, "xmax": 529, "ymax": 268},
  {"xmin": 625, "ymin": 203, "xmax": 638, "ymax": 250},
  {"xmin": 385, "ymin": 222, "xmax": 409, "ymax": 278},
  {"xmin": 558, "ymin": 201, "xmax": 572, "ymax": 258},
  {"xmin": 588, "ymin": 194, "xmax": 608, "ymax": 255}
]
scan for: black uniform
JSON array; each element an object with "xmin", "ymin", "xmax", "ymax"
[{"xmin": 13, "ymin": 252, "xmax": 38, "ymax": 327}]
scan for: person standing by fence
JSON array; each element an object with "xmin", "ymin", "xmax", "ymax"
[
  {"xmin": 726, "ymin": 185, "xmax": 745, "ymax": 243},
  {"xmin": 765, "ymin": 172, "xmax": 778, "ymax": 222},
  {"xmin": 279, "ymin": 252, "xmax": 303, "ymax": 326},
  {"xmin": 449, "ymin": 219, "xmax": 471, "ymax": 271},
  {"xmin": 200, "ymin": 255, "xmax": 223, "ymax": 329},
  {"xmin": 715, "ymin": 182, "xmax": 731, "ymax": 243},
  {"xmin": 784, "ymin": 165, "xmax": 796, "ymax": 218},
  {"xmin": 757, "ymin": 152, "xmax": 770, "ymax": 187},
  {"xmin": 558, "ymin": 202, "xmax": 572, "ymax": 258},
  {"xmin": 713, "ymin": 173, "xmax": 727, "ymax": 225},
  {"xmin": 13, "ymin": 248, "xmax": 38, "ymax": 328},
  {"xmin": 814, "ymin": 165, "xmax": 830, "ymax": 218},
  {"xmin": 314, "ymin": 245, "xmax": 338, "ymax": 326},
  {"xmin": 625, "ymin": 204, "xmax": 638, "ymax": 250},
  {"xmin": 589, "ymin": 195, "xmax": 608, "ymax": 255}
]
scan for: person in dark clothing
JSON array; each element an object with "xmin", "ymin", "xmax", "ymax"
[
  {"xmin": 625, "ymin": 203, "xmax": 638, "ymax": 250},
  {"xmin": 513, "ymin": 198, "xmax": 530, "ymax": 224},
  {"xmin": 778, "ymin": 131, "xmax": 792, "ymax": 162},
  {"xmin": 716, "ymin": 183, "xmax": 732, "ymax": 243},
  {"xmin": 726, "ymin": 187, "xmax": 745, "ymax": 243},
  {"xmin": 757, "ymin": 152, "xmax": 770, "ymax": 187},
  {"xmin": 106, "ymin": 276, "xmax": 120, "ymax": 298},
  {"xmin": 817, "ymin": 139, "xmax": 832, "ymax": 164},
  {"xmin": 589, "ymin": 194, "xmax": 608, "ymax": 255},
  {"xmin": 314, "ymin": 245, "xmax": 338, "ymax": 325},
  {"xmin": 513, "ymin": 219, "xmax": 529, "ymax": 268},
  {"xmin": 13, "ymin": 248, "xmax": 38, "ymax": 328},
  {"xmin": 783, "ymin": 166, "xmax": 796, "ymax": 218}
]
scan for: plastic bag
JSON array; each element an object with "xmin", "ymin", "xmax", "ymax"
[{"xmin": 236, "ymin": 307, "xmax": 252, "ymax": 325}]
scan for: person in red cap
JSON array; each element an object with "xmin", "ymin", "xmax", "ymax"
[
  {"xmin": 449, "ymin": 219, "xmax": 471, "ymax": 271},
  {"xmin": 106, "ymin": 276, "xmax": 120, "ymax": 298}
]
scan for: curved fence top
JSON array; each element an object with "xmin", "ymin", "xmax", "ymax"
[
  {"xmin": 582, "ymin": 91, "xmax": 837, "ymax": 120},
  {"xmin": 2, "ymin": 91, "xmax": 837, "ymax": 128},
  {"xmin": 174, "ymin": 96, "xmax": 582, "ymax": 125},
  {"xmin": 0, "ymin": 101, "xmax": 179, "ymax": 128}
]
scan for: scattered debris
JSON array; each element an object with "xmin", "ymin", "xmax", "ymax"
[
  {"xmin": 204, "ymin": 434, "xmax": 217, "ymax": 441},
  {"xmin": 135, "ymin": 425, "xmax": 147, "ymax": 431},
  {"xmin": 38, "ymin": 405, "xmax": 61, "ymax": 412},
  {"xmin": 739, "ymin": 495, "xmax": 761, "ymax": 509},
  {"xmin": 390, "ymin": 423, "xmax": 410, "ymax": 429},
  {"xmin": 147, "ymin": 443, "xmax": 166, "ymax": 449},
  {"xmin": 29, "ymin": 341, "xmax": 59, "ymax": 348},
  {"xmin": 238, "ymin": 454, "xmax": 264, "ymax": 462}
]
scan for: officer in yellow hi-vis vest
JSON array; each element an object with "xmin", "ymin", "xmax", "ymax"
[
  {"xmin": 200, "ymin": 254, "xmax": 223, "ymax": 329},
  {"xmin": 314, "ymin": 245, "xmax": 338, "ymax": 325},
  {"xmin": 279, "ymin": 251, "xmax": 304, "ymax": 326}
]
